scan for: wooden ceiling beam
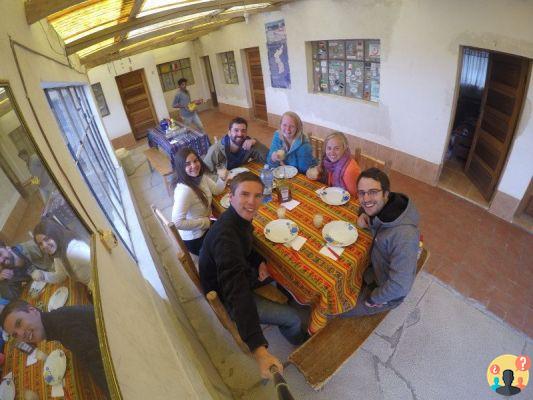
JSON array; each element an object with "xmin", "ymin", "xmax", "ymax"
[
  {"xmin": 83, "ymin": 28, "xmax": 217, "ymax": 69},
  {"xmin": 25, "ymin": 0, "xmax": 87, "ymax": 25},
  {"xmin": 81, "ymin": 17, "xmax": 244, "ymax": 67},
  {"xmin": 116, "ymin": 0, "xmax": 145, "ymax": 42},
  {"xmin": 66, "ymin": 0, "xmax": 281, "ymax": 55}
]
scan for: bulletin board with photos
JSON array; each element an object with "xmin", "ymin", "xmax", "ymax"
[{"xmin": 311, "ymin": 39, "xmax": 380, "ymax": 102}]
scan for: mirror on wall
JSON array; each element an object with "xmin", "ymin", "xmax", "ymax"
[{"xmin": 0, "ymin": 84, "xmax": 112, "ymax": 399}]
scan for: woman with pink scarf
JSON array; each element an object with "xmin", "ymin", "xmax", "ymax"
[{"xmin": 306, "ymin": 132, "xmax": 361, "ymax": 196}]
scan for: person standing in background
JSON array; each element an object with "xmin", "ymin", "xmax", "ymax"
[{"xmin": 172, "ymin": 78, "xmax": 205, "ymax": 132}]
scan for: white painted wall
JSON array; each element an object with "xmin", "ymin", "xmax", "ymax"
[
  {"xmin": 195, "ymin": 0, "xmax": 533, "ymax": 199},
  {"xmin": 88, "ymin": 52, "xmax": 170, "ymax": 140},
  {"xmin": 0, "ymin": 167, "xmax": 19, "ymax": 229}
]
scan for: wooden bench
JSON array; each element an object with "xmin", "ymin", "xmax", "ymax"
[
  {"xmin": 288, "ymin": 247, "xmax": 429, "ymax": 390},
  {"xmin": 144, "ymin": 148, "xmax": 174, "ymax": 196}
]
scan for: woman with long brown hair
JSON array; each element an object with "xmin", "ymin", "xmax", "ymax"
[
  {"xmin": 32, "ymin": 218, "xmax": 92, "ymax": 287},
  {"xmin": 171, "ymin": 147, "xmax": 226, "ymax": 255}
]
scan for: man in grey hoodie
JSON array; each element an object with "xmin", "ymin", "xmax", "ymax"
[
  {"xmin": 341, "ymin": 168, "xmax": 420, "ymax": 317},
  {"xmin": 203, "ymin": 117, "xmax": 268, "ymax": 174}
]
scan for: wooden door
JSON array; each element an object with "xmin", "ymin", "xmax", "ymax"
[
  {"xmin": 115, "ymin": 69, "xmax": 158, "ymax": 140},
  {"xmin": 465, "ymin": 53, "xmax": 529, "ymax": 200},
  {"xmin": 202, "ymin": 56, "xmax": 218, "ymax": 107},
  {"xmin": 245, "ymin": 47, "xmax": 267, "ymax": 121}
]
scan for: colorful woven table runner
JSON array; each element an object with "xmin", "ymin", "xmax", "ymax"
[
  {"xmin": 3, "ymin": 280, "xmax": 106, "ymax": 399},
  {"xmin": 212, "ymin": 162, "xmax": 372, "ymax": 334}
]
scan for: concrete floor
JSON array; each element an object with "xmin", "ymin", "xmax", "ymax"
[{"xmin": 126, "ymin": 131, "xmax": 532, "ymax": 400}]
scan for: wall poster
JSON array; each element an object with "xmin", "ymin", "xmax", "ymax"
[
  {"xmin": 265, "ymin": 19, "xmax": 291, "ymax": 89},
  {"xmin": 90, "ymin": 83, "xmax": 110, "ymax": 117}
]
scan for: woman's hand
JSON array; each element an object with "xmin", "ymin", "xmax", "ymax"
[{"xmin": 31, "ymin": 270, "xmax": 45, "ymax": 281}]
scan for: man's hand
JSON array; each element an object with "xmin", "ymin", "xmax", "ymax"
[
  {"xmin": 253, "ymin": 346, "xmax": 283, "ymax": 379},
  {"xmin": 0, "ymin": 269, "xmax": 14, "ymax": 281},
  {"xmin": 357, "ymin": 213, "xmax": 370, "ymax": 228},
  {"xmin": 258, "ymin": 262, "xmax": 270, "ymax": 281},
  {"xmin": 242, "ymin": 138, "xmax": 256, "ymax": 151}
]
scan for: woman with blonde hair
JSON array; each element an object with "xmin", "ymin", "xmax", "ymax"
[
  {"xmin": 306, "ymin": 132, "xmax": 361, "ymax": 195},
  {"xmin": 267, "ymin": 111, "xmax": 316, "ymax": 173}
]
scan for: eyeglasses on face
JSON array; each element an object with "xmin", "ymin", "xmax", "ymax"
[{"xmin": 357, "ymin": 189, "xmax": 383, "ymax": 198}]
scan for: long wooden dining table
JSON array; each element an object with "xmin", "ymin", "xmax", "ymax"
[
  {"xmin": 2, "ymin": 280, "xmax": 105, "ymax": 399},
  {"xmin": 212, "ymin": 162, "xmax": 373, "ymax": 334}
]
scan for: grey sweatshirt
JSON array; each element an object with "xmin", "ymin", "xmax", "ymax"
[{"xmin": 365, "ymin": 193, "xmax": 420, "ymax": 305}]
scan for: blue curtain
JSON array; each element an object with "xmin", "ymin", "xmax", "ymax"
[{"xmin": 460, "ymin": 48, "xmax": 489, "ymax": 90}]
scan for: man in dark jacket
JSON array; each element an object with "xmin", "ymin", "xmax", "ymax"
[
  {"xmin": 199, "ymin": 172, "xmax": 307, "ymax": 379},
  {"xmin": 202, "ymin": 117, "xmax": 268, "ymax": 173},
  {"xmin": 0, "ymin": 300, "xmax": 109, "ymax": 395},
  {"xmin": 341, "ymin": 168, "xmax": 420, "ymax": 317},
  {"xmin": 0, "ymin": 240, "xmax": 52, "ymax": 300}
]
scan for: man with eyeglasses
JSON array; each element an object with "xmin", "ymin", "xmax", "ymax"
[{"xmin": 340, "ymin": 167, "xmax": 420, "ymax": 317}]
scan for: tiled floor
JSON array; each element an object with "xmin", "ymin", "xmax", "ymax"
[{"xmin": 178, "ymin": 109, "xmax": 531, "ymax": 339}]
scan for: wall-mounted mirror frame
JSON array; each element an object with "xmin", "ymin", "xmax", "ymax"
[{"xmin": 0, "ymin": 81, "xmax": 122, "ymax": 399}]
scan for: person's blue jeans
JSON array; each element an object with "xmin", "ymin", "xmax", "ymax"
[
  {"xmin": 253, "ymin": 293, "xmax": 309, "ymax": 345},
  {"xmin": 182, "ymin": 112, "xmax": 205, "ymax": 132}
]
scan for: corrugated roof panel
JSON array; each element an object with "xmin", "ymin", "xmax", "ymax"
[
  {"xmin": 138, "ymin": 0, "xmax": 212, "ymax": 18},
  {"xmin": 49, "ymin": 0, "xmax": 135, "ymax": 44}
]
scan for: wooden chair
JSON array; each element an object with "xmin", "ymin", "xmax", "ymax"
[
  {"xmin": 309, "ymin": 136, "xmax": 324, "ymax": 163},
  {"xmin": 144, "ymin": 148, "xmax": 174, "ymax": 197},
  {"xmin": 151, "ymin": 205, "xmax": 249, "ymax": 353},
  {"xmin": 289, "ymin": 246, "xmax": 430, "ymax": 390},
  {"xmin": 353, "ymin": 147, "xmax": 392, "ymax": 175}
]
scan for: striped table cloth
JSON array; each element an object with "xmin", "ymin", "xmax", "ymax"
[
  {"xmin": 3, "ymin": 280, "xmax": 106, "ymax": 399},
  {"xmin": 212, "ymin": 162, "xmax": 372, "ymax": 334}
]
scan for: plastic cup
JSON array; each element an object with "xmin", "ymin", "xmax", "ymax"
[{"xmin": 313, "ymin": 214, "xmax": 324, "ymax": 228}]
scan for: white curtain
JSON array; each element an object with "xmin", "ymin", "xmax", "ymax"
[{"xmin": 460, "ymin": 48, "xmax": 489, "ymax": 89}]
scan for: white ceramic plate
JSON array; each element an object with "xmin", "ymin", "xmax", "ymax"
[
  {"xmin": 48, "ymin": 287, "xmax": 69, "ymax": 312},
  {"xmin": 0, "ymin": 378, "xmax": 15, "ymax": 400},
  {"xmin": 264, "ymin": 219, "xmax": 299, "ymax": 243},
  {"xmin": 322, "ymin": 221, "xmax": 358, "ymax": 247},
  {"xmin": 29, "ymin": 280, "xmax": 47, "ymax": 298},
  {"xmin": 228, "ymin": 167, "xmax": 249, "ymax": 179},
  {"xmin": 273, "ymin": 165, "xmax": 298, "ymax": 179},
  {"xmin": 318, "ymin": 187, "xmax": 351, "ymax": 206},
  {"xmin": 220, "ymin": 193, "xmax": 230, "ymax": 208},
  {"xmin": 43, "ymin": 349, "xmax": 67, "ymax": 386}
]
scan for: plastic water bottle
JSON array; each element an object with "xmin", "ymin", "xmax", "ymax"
[{"xmin": 260, "ymin": 165, "xmax": 273, "ymax": 196}]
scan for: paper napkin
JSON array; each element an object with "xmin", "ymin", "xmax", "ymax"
[
  {"xmin": 319, "ymin": 245, "xmax": 345, "ymax": 261},
  {"xmin": 26, "ymin": 349, "xmax": 38, "ymax": 366},
  {"xmin": 281, "ymin": 199, "xmax": 300, "ymax": 210},
  {"xmin": 284, "ymin": 236, "xmax": 307, "ymax": 251}
]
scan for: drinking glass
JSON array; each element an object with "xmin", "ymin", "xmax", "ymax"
[
  {"xmin": 216, "ymin": 163, "xmax": 228, "ymax": 180},
  {"xmin": 276, "ymin": 207, "xmax": 286, "ymax": 219},
  {"xmin": 313, "ymin": 213, "xmax": 324, "ymax": 228}
]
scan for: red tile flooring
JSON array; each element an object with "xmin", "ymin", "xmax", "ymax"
[{"xmin": 154, "ymin": 109, "xmax": 533, "ymax": 338}]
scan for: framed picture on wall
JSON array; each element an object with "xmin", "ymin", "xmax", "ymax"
[{"xmin": 90, "ymin": 83, "xmax": 110, "ymax": 117}]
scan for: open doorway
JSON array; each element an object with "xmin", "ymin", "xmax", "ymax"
[
  {"xmin": 201, "ymin": 55, "xmax": 218, "ymax": 107},
  {"xmin": 440, "ymin": 47, "xmax": 530, "ymax": 206}
]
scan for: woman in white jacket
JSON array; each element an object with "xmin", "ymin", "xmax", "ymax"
[
  {"xmin": 171, "ymin": 147, "xmax": 226, "ymax": 255},
  {"xmin": 32, "ymin": 218, "xmax": 92, "ymax": 287}
]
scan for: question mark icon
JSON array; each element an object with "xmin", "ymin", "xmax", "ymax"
[
  {"xmin": 515, "ymin": 355, "xmax": 531, "ymax": 371},
  {"xmin": 491, "ymin": 364, "xmax": 500, "ymax": 374}
]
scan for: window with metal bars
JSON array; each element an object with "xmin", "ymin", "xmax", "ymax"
[{"xmin": 45, "ymin": 86, "xmax": 135, "ymax": 258}]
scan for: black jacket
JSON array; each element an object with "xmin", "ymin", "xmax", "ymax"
[
  {"xmin": 199, "ymin": 206, "xmax": 267, "ymax": 352},
  {"xmin": 42, "ymin": 305, "xmax": 109, "ymax": 395}
]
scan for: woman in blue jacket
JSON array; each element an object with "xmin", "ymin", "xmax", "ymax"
[{"xmin": 267, "ymin": 111, "xmax": 317, "ymax": 174}]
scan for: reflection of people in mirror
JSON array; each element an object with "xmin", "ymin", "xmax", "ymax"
[
  {"xmin": 0, "ymin": 300, "xmax": 110, "ymax": 397},
  {"xmin": 32, "ymin": 218, "xmax": 93, "ymax": 288},
  {"xmin": 0, "ymin": 240, "xmax": 53, "ymax": 300},
  {"xmin": 18, "ymin": 150, "xmax": 57, "ymax": 203}
]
